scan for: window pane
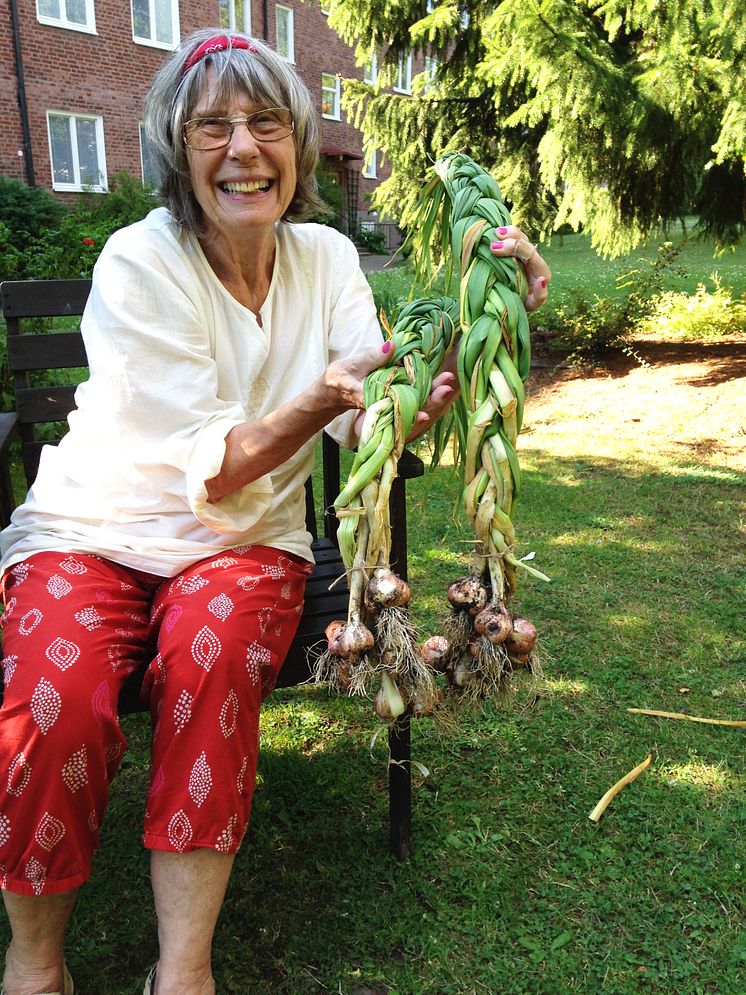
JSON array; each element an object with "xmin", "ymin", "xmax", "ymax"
[
  {"xmin": 140, "ymin": 124, "xmax": 159, "ymax": 188},
  {"xmin": 38, "ymin": 0, "xmax": 61, "ymax": 18},
  {"xmin": 235, "ymin": 0, "xmax": 247, "ymax": 31},
  {"xmin": 75, "ymin": 118, "xmax": 99, "ymax": 186},
  {"xmin": 132, "ymin": 0, "xmax": 149, "ymax": 38},
  {"xmin": 219, "ymin": 0, "xmax": 231, "ymax": 29},
  {"xmin": 276, "ymin": 9, "xmax": 290, "ymax": 59},
  {"xmin": 49, "ymin": 115, "xmax": 74, "ymax": 184},
  {"xmin": 64, "ymin": 0, "xmax": 87, "ymax": 24},
  {"xmin": 155, "ymin": 0, "xmax": 173, "ymax": 44}
]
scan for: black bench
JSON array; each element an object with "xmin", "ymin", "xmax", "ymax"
[{"xmin": 0, "ymin": 277, "xmax": 422, "ymax": 859}]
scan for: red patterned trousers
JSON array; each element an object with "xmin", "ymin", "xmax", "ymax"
[{"xmin": 0, "ymin": 546, "xmax": 312, "ymax": 896}]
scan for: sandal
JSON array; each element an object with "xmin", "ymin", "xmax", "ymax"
[
  {"xmin": 1, "ymin": 962, "xmax": 74, "ymax": 995},
  {"xmin": 143, "ymin": 964, "xmax": 157, "ymax": 995}
]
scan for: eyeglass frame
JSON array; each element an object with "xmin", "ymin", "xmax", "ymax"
[{"xmin": 183, "ymin": 106, "xmax": 295, "ymax": 151}]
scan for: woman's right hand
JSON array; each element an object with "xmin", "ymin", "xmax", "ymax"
[{"xmin": 320, "ymin": 339, "xmax": 395, "ymax": 415}]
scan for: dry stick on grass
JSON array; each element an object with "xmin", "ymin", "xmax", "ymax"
[
  {"xmin": 628, "ymin": 708, "xmax": 746, "ymax": 728},
  {"xmin": 588, "ymin": 753, "xmax": 653, "ymax": 823}
]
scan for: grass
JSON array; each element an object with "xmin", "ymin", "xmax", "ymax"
[
  {"xmin": 1, "ymin": 230, "xmax": 744, "ymax": 993},
  {"xmin": 13, "ymin": 368, "xmax": 743, "ymax": 994}
]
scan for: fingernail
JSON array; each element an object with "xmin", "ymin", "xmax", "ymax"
[
  {"xmin": 381, "ymin": 340, "xmax": 393, "ymax": 353},
  {"xmin": 491, "ymin": 241, "xmax": 504, "ymax": 250},
  {"xmin": 497, "ymin": 227, "xmax": 508, "ymax": 235}
]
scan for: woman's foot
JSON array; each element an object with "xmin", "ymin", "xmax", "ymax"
[
  {"xmin": 144, "ymin": 963, "xmax": 215, "ymax": 995},
  {"xmin": 1, "ymin": 947, "xmax": 72, "ymax": 995}
]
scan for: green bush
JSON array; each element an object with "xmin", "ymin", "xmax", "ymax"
[
  {"xmin": 637, "ymin": 276, "xmax": 746, "ymax": 340},
  {"xmin": 310, "ymin": 166, "xmax": 345, "ymax": 231},
  {"xmin": 0, "ymin": 176, "xmax": 67, "ymax": 250},
  {"xmin": 356, "ymin": 225, "xmax": 387, "ymax": 254}
]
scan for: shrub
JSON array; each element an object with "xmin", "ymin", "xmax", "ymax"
[
  {"xmin": 0, "ymin": 176, "xmax": 67, "ymax": 249},
  {"xmin": 310, "ymin": 167, "xmax": 345, "ymax": 231},
  {"xmin": 637, "ymin": 276, "xmax": 746, "ymax": 340},
  {"xmin": 356, "ymin": 225, "xmax": 387, "ymax": 254}
]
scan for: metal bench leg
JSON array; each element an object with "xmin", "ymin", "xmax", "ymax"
[{"xmin": 388, "ymin": 715, "xmax": 412, "ymax": 859}]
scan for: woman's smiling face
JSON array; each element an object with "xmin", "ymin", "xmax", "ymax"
[{"xmin": 185, "ymin": 73, "xmax": 297, "ymax": 244}]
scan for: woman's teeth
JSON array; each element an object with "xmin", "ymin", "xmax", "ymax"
[{"xmin": 221, "ymin": 180, "xmax": 271, "ymax": 193}]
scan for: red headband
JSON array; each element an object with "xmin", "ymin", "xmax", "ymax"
[{"xmin": 183, "ymin": 35, "xmax": 257, "ymax": 75}]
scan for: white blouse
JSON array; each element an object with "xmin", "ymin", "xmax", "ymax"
[{"xmin": 0, "ymin": 208, "xmax": 381, "ymax": 577}]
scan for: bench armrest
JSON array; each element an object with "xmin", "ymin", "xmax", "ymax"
[{"xmin": 0, "ymin": 412, "xmax": 19, "ymax": 528}]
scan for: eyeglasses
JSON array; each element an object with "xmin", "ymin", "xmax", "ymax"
[{"xmin": 183, "ymin": 107, "xmax": 294, "ymax": 150}]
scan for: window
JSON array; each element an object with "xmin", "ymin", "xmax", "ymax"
[
  {"xmin": 362, "ymin": 149, "xmax": 377, "ymax": 179},
  {"xmin": 423, "ymin": 56, "xmax": 439, "ymax": 94},
  {"xmin": 275, "ymin": 6, "xmax": 294, "ymax": 62},
  {"xmin": 139, "ymin": 123, "xmax": 159, "ymax": 189},
  {"xmin": 47, "ymin": 111, "xmax": 107, "ymax": 192},
  {"xmin": 219, "ymin": 0, "xmax": 251, "ymax": 32},
  {"xmin": 426, "ymin": 0, "xmax": 435, "ymax": 10},
  {"xmin": 394, "ymin": 53, "xmax": 412, "ymax": 94},
  {"xmin": 131, "ymin": 0, "xmax": 179, "ymax": 49},
  {"xmin": 460, "ymin": 7, "xmax": 470, "ymax": 29},
  {"xmin": 37, "ymin": 0, "xmax": 96, "ymax": 33},
  {"xmin": 363, "ymin": 53, "xmax": 378, "ymax": 85},
  {"xmin": 321, "ymin": 73, "xmax": 341, "ymax": 120}
]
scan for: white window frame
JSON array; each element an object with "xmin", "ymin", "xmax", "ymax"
[
  {"xmin": 363, "ymin": 53, "xmax": 378, "ymax": 85},
  {"xmin": 275, "ymin": 5, "xmax": 295, "ymax": 63},
  {"xmin": 220, "ymin": 0, "xmax": 252, "ymax": 32},
  {"xmin": 321, "ymin": 72, "xmax": 341, "ymax": 120},
  {"xmin": 362, "ymin": 149, "xmax": 377, "ymax": 180},
  {"xmin": 426, "ymin": 0, "xmax": 435, "ymax": 10},
  {"xmin": 36, "ymin": 0, "xmax": 96, "ymax": 34},
  {"xmin": 131, "ymin": 0, "xmax": 180, "ymax": 50},
  {"xmin": 47, "ymin": 111, "xmax": 107, "ymax": 193},
  {"xmin": 394, "ymin": 53, "xmax": 412, "ymax": 94}
]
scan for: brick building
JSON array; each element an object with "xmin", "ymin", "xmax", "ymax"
[{"xmin": 1, "ymin": 0, "xmax": 425, "ymax": 242}]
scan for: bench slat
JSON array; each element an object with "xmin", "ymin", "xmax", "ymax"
[
  {"xmin": 2, "ymin": 279, "xmax": 91, "ymax": 318},
  {"xmin": 7, "ymin": 332, "xmax": 87, "ymax": 371},
  {"xmin": 15, "ymin": 386, "xmax": 77, "ymax": 424}
]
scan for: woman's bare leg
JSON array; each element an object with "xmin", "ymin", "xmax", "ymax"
[
  {"xmin": 149, "ymin": 849, "xmax": 234, "ymax": 995},
  {"xmin": 2, "ymin": 890, "xmax": 76, "ymax": 995}
]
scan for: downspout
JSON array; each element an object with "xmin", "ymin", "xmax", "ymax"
[
  {"xmin": 262, "ymin": 0, "xmax": 269, "ymax": 41},
  {"xmin": 9, "ymin": 0, "xmax": 36, "ymax": 186}
]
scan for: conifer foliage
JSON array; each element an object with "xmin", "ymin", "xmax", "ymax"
[{"xmin": 329, "ymin": 0, "xmax": 745, "ymax": 256}]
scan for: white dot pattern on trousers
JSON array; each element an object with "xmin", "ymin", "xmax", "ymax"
[
  {"xmin": 188, "ymin": 751, "xmax": 213, "ymax": 808},
  {"xmin": 59, "ymin": 556, "xmax": 87, "ymax": 575},
  {"xmin": 2, "ymin": 595, "xmax": 16, "ymax": 617},
  {"xmin": 46, "ymin": 575, "xmax": 73, "ymax": 599},
  {"xmin": 178, "ymin": 574, "xmax": 209, "ymax": 595},
  {"xmin": 61, "ymin": 746, "xmax": 88, "ymax": 792},
  {"xmin": 11, "ymin": 563, "xmax": 31, "ymax": 584},
  {"xmin": 215, "ymin": 814, "xmax": 238, "ymax": 852},
  {"xmin": 45, "ymin": 636, "xmax": 81, "ymax": 671},
  {"xmin": 7, "ymin": 752, "xmax": 31, "ymax": 797},
  {"xmin": 280, "ymin": 582, "xmax": 292, "ymax": 600},
  {"xmin": 191, "ymin": 626, "xmax": 221, "ymax": 671},
  {"xmin": 236, "ymin": 574, "xmax": 260, "ymax": 592},
  {"xmin": 24, "ymin": 857, "xmax": 46, "ymax": 895},
  {"xmin": 212, "ymin": 556, "xmax": 238, "ymax": 568},
  {"xmin": 208, "ymin": 592, "xmax": 234, "ymax": 620},
  {"xmin": 168, "ymin": 809, "xmax": 193, "ymax": 851},
  {"xmin": 74, "ymin": 606, "xmax": 104, "ymax": 631},
  {"xmin": 34, "ymin": 812, "xmax": 66, "ymax": 851},
  {"xmin": 174, "ymin": 690, "xmax": 193, "ymax": 733},
  {"xmin": 2, "ymin": 656, "xmax": 18, "ymax": 688},
  {"xmin": 257, "ymin": 607, "xmax": 272, "ymax": 636},
  {"xmin": 0, "ymin": 813, "xmax": 10, "ymax": 847},
  {"xmin": 30, "ymin": 678, "xmax": 62, "ymax": 735},
  {"xmin": 236, "ymin": 756, "xmax": 249, "ymax": 794},
  {"xmin": 262, "ymin": 564, "xmax": 285, "ymax": 580},
  {"xmin": 219, "ymin": 690, "xmax": 238, "ymax": 737},
  {"xmin": 18, "ymin": 608, "xmax": 43, "ymax": 635}
]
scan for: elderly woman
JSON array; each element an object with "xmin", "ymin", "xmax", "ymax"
[{"xmin": 0, "ymin": 28, "xmax": 550, "ymax": 995}]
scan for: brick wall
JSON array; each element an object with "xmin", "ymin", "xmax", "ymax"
[{"xmin": 1, "ymin": 0, "xmax": 423, "ymax": 225}]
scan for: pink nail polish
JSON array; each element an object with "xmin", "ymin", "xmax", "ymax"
[
  {"xmin": 497, "ymin": 227, "xmax": 508, "ymax": 235},
  {"xmin": 539, "ymin": 277, "xmax": 547, "ymax": 287},
  {"xmin": 381, "ymin": 340, "xmax": 393, "ymax": 353},
  {"xmin": 491, "ymin": 241, "xmax": 504, "ymax": 250}
]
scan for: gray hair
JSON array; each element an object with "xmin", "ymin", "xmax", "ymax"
[{"xmin": 143, "ymin": 28, "xmax": 327, "ymax": 234}]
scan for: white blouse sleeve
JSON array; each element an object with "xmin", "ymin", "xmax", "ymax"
[
  {"xmin": 81, "ymin": 236, "xmax": 274, "ymax": 535},
  {"xmin": 324, "ymin": 234, "xmax": 384, "ymax": 449}
]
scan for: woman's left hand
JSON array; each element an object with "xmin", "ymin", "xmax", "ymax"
[{"xmin": 490, "ymin": 225, "xmax": 551, "ymax": 312}]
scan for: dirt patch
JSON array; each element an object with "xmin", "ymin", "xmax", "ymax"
[{"xmin": 522, "ymin": 339, "xmax": 746, "ymax": 473}]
